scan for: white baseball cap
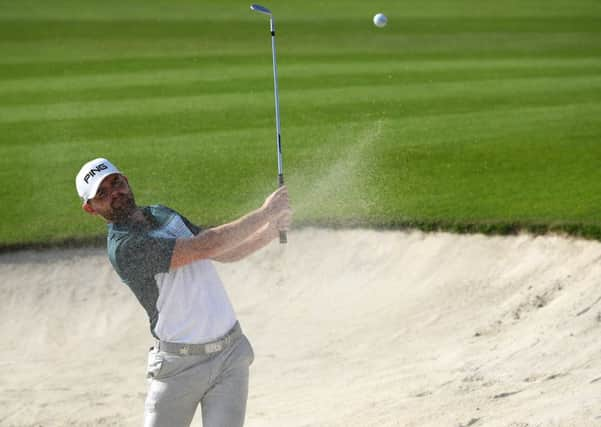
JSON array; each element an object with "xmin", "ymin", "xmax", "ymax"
[{"xmin": 76, "ymin": 158, "xmax": 121, "ymax": 202}]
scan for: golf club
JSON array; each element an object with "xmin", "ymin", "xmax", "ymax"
[{"xmin": 250, "ymin": 3, "xmax": 287, "ymax": 244}]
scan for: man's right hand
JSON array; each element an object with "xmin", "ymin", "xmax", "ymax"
[
  {"xmin": 263, "ymin": 186, "xmax": 293, "ymax": 235},
  {"xmin": 262, "ymin": 186, "xmax": 291, "ymax": 217}
]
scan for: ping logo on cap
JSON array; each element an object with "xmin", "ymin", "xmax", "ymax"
[
  {"xmin": 84, "ymin": 163, "xmax": 109, "ymax": 184},
  {"xmin": 76, "ymin": 158, "xmax": 121, "ymax": 202}
]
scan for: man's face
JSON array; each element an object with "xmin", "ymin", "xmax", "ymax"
[{"xmin": 84, "ymin": 174, "xmax": 136, "ymax": 222}]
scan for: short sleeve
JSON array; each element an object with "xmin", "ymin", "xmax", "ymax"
[
  {"xmin": 179, "ymin": 213, "xmax": 202, "ymax": 235},
  {"xmin": 114, "ymin": 233, "xmax": 176, "ymax": 283}
]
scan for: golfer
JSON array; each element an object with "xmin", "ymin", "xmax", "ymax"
[{"xmin": 76, "ymin": 158, "xmax": 292, "ymax": 427}]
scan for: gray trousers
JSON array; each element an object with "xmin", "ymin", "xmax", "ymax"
[{"xmin": 144, "ymin": 334, "xmax": 254, "ymax": 427}]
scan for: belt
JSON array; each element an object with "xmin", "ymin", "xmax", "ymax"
[{"xmin": 156, "ymin": 322, "xmax": 242, "ymax": 356}]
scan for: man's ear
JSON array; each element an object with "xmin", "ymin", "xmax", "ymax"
[{"xmin": 82, "ymin": 202, "xmax": 96, "ymax": 215}]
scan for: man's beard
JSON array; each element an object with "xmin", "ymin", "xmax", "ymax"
[{"xmin": 107, "ymin": 192, "xmax": 136, "ymax": 223}]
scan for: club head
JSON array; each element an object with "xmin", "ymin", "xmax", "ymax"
[{"xmin": 250, "ymin": 4, "xmax": 272, "ymax": 16}]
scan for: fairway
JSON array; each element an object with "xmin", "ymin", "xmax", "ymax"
[{"xmin": 1, "ymin": 0, "xmax": 601, "ymax": 247}]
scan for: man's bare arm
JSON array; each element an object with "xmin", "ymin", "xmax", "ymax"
[
  {"xmin": 213, "ymin": 208, "xmax": 292, "ymax": 263},
  {"xmin": 212, "ymin": 223, "xmax": 275, "ymax": 263},
  {"xmin": 170, "ymin": 187, "xmax": 289, "ymax": 269}
]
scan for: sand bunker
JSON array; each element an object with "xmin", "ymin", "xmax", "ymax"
[{"xmin": 1, "ymin": 228, "xmax": 601, "ymax": 426}]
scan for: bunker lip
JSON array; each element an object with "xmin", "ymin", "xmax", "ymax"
[{"xmin": 3, "ymin": 219, "xmax": 601, "ymax": 254}]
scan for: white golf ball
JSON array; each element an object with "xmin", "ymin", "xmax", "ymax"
[{"xmin": 373, "ymin": 13, "xmax": 388, "ymax": 28}]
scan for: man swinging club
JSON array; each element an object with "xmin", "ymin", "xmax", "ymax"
[{"xmin": 76, "ymin": 157, "xmax": 292, "ymax": 427}]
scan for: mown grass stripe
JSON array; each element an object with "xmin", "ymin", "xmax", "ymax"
[
  {"xmin": 3, "ymin": 37, "xmax": 599, "ymax": 66},
  {"xmin": 3, "ymin": 56, "xmax": 601, "ymax": 94},
  {"xmin": 5, "ymin": 65, "xmax": 601, "ymax": 107},
  {"xmin": 2, "ymin": 53, "xmax": 600, "ymax": 82},
  {"xmin": 2, "ymin": 73, "xmax": 600, "ymax": 124},
  {"xmin": 1, "ymin": 17, "xmax": 600, "ymax": 39}
]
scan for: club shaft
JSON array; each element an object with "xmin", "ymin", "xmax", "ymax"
[
  {"xmin": 270, "ymin": 18, "xmax": 283, "ymax": 178},
  {"xmin": 268, "ymin": 17, "xmax": 287, "ymax": 243}
]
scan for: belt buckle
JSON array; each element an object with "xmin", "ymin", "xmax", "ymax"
[
  {"xmin": 179, "ymin": 345, "xmax": 190, "ymax": 356},
  {"xmin": 205, "ymin": 341, "xmax": 223, "ymax": 354}
]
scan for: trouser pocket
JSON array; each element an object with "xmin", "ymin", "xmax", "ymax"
[
  {"xmin": 243, "ymin": 335, "xmax": 255, "ymax": 366},
  {"xmin": 146, "ymin": 347, "xmax": 165, "ymax": 379}
]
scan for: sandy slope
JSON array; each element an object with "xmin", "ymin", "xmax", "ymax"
[{"xmin": 1, "ymin": 228, "xmax": 601, "ymax": 427}]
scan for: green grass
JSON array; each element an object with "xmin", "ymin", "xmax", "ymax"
[{"xmin": 1, "ymin": 0, "xmax": 601, "ymax": 248}]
